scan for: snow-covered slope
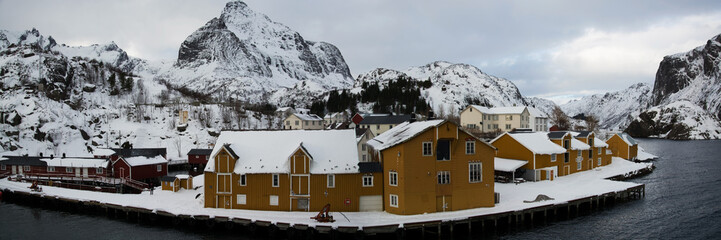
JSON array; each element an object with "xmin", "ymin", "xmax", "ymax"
[
  {"xmin": 158, "ymin": 1, "xmax": 353, "ymax": 106},
  {"xmin": 561, "ymin": 83, "xmax": 652, "ymax": 131},
  {"xmin": 355, "ymin": 61, "xmax": 527, "ymax": 115},
  {"xmin": 524, "ymin": 97, "xmax": 558, "ymax": 117}
]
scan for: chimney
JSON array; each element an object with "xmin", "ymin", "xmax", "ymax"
[
  {"xmin": 50, "ymin": 154, "xmax": 53, "ymax": 159},
  {"xmin": 39, "ymin": 152, "xmax": 43, "ymax": 157},
  {"xmin": 427, "ymin": 110, "xmax": 435, "ymax": 120},
  {"xmin": 62, "ymin": 153, "xmax": 66, "ymax": 158},
  {"xmin": 409, "ymin": 114, "xmax": 417, "ymax": 123}
]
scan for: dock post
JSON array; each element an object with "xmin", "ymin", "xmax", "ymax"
[{"xmin": 437, "ymin": 224, "xmax": 442, "ymax": 240}]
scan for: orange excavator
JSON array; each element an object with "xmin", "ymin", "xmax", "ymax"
[{"xmin": 310, "ymin": 204, "xmax": 335, "ymax": 222}]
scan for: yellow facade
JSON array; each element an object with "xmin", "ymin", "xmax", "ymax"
[
  {"xmin": 606, "ymin": 134, "xmax": 638, "ymax": 160},
  {"xmin": 161, "ymin": 178, "xmax": 180, "ymax": 192},
  {"xmin": 378, "ymin": 121, "xmax": 496, "ymax": 215}
]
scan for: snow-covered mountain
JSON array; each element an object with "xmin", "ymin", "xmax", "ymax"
[
  {"xmin": 524, "ymin": 97, "xmax": 558, "ymax": 117},
  {"xmin": 158, "ymin": 1, "xmax": 353, "ymax": 106},
  {"xmin": 561, "ymin": 83, "xmax": 652, "ymax": 131},
  {"xmin": 354, "ymin": 61, "xmax": 527, "ymax": 115}
]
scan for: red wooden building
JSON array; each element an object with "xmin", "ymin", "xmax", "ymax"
[
  {"xmin": 187, "ymin": 149, "xmax": 212, "ymax": 165},
  {"xmin": 109, "ymin": 148, "xmax": 168, "ymax": 184},
  {"xmin": 0, "ymin": 155, "xmax": 109, "ymax": 178}
]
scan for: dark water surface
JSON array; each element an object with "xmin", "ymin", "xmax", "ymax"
[{"xmin": 1, "ymin": 139, "xmax": 720, "ymax": 239}]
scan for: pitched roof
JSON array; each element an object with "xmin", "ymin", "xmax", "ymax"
[
  {"xmin": 92, "ymin": 148, "xmax": 117, "ymax": 156},
  {"xmin": 292, "ymin": 113, "xmax": 323, "ymax": 121},
  {"xmin": 527, "ymin": 107, "xmax": 547, "ymax": 118},
  {"xmin": 469, "ymin": 105, "xmax": 527, "ymax": 115},
  {"xmin": 160, "ymin": 176, "xmax": 177, "ymax": 182},
  {"xmin": 41, "ymin": 158, "xmax": 108, "ymax": 168},
  {"xmin": 491, "ymin": 132, "xmax": 567, "ymax": 155},
  {"xmin": 206, "ymin": 129, "xmax": 360, "ymax": 174},
  {"xmin": 367, "ymin": 120, "xmax": 495, "ymax": 151},
  {"xmin": 592, "ymin": 138, "xmax": 609, "ymax": 148},
  {"xmin": 187, "ymin": 149, "xmax": 212, "ymax": 156},
  {"xmin": 570, "ymin": 138, "xmax": 591, "ymax": 150},
  {"xmin": 575, "ymin": 131, "xmax": 592, "ymax": 138},
  {"xmin": 359, "ymin": 114, "xmax": 411, "ymax": 125},
  {"xmin": 123, "ymin": 155, "xmax": 167, "ymax": 167},
  {"xmin": 547, "ymin": 131, "xmax": 571, "ymax": 139},
  {"xmin": 619, "ymin": 133, "xmax": 638, "ymax": 146},
  {"xmin": 112, "ymin": 148, "xmax": 167, "ymax": 158},
  {"xmin": 494, "ymin": 157, "xmax": 528, "ymax": 172},
  {"xmin": 1, "ymin": 156, "xmax": 47, "ymax": 166}
]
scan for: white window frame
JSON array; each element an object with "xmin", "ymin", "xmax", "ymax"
[
  {"xmin": 269, "ymin": 195, "xmax": 279, "ymax": 206},
  {"xmin": 577, "ymin": 150, "xmax": 582, "ymax": 158},
  {"xmin": 24, "ymin": 166, "xmax": 31, "ymax": 171},
  {"xmin": 422, "ymin": 142, "xmax": 433, "ymax": 156},
  {"xmin": 157, "ymin": 164, "xmax": 162, "ymax": 172},
  {"xmin": 597, "ymin": 157, "xmax": 602, "ymax": 166},
  {"xmin": 469, "ymin": 162, "xmax": 482, "ymax": 183},
  {"xmin": 272, "ymin": 174, "xmax": 279, "ymax": 187},
  {"xmin": 389, "ymin": 194, "xmax": 399, "ymax": 208},
  {"xmin": 437, "ymin": 171, "xmax": 450, "ymax": 185},
  {"xmin": 362, "ymin": 155, "xmax": 367, "ymax": 162},
  {"xmin": 362, "ymin": 175, "xmax": 373, "ymax": 187},
  {"xmin": 327, "ymin": 174, "xmax": 335, "ymax": 188},
  {"xmin": 465, "ymin": 141, "xmax": 475, "ymax": 155},
  {"xmin": 389, "ymin": 171, "xmax": 398, "ymax": 186},
  {"xmin": 66, "ymin": 167, "xmax": 73, "ymax": 173},
  {"xmin": 551, "ymin": 154, "xmax": 556, "ymax": 162},
  {"xmin": 47, "ymin": 166, "xmax": 55, "ymax": 172},
  {"xmin": 237, "ymin": 194, "xmax": 247, "ymax": 205},
  {"xmin": 577, "ymin": 160, "xmax": 582, "ymax": 170},
  {"xmin": 239, "ymin": 174, "xmax": 246, "ymax": 186},
  {"xmin": 97, "ymin": 167, "xmax": 103, "ymax": 174},
  {"xmin": 0, "ymin": 165, "xmax": 5, "ymax": 170},
  {"xmin": 598, "ymin": 147, "xmax": 602, "ymax": 155}
]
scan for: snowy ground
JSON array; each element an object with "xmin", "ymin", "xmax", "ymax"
[
  {"xmin": 0, "ymin": 158, "xmax": 651, "ymax": 229},
  {"xmin": 637, "ymin": 147, "xmax": 659, "ymax": 161}
]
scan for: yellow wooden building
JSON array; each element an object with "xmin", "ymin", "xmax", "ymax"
[
  {"xmin": 490, "ymin": 132, "xmax": 567, "ymax": 181},
  {"xmin": 161, "ymin": 175, "xmax": 194, "ymax": 192},
  {"xmin": 573, "ymin": 131, "xmax": 612, "ymax": 167},
  {"xmin": 606, "ymin": 133, "xmax": 638, "ymax": 160},
  {"xmin": 366, "ymin": 120, "xmax": 496, "ymax": 215},
  {"xmin": 204, "ymin": 129, "xmax": 384, "ymax": 212}
]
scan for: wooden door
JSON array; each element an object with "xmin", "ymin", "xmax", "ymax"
[
  {"xmin": 564, "ymin": 166, "xmax": 570, "ymax": 175},
  {"xmin": 82, "ymin": 168, "xmax": 89, "ymax": 177},
  {"xmin": 11, "ymin": 166, "xmax": 17, "ymax": 174},
  {"xmin": 18, "ymin": 166, "xmax": 23, "ymax": 175},
  {"xmin": 75, "ymin": 168, "xmax": 81, "ymax": 177},
  {"xmin": 119, "ymin": 168, "xmax": 125, "ymax": 178}
]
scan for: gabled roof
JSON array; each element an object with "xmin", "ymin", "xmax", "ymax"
[
  {"xmin": 619, "ymin": 133, "xmax": 638, "ymax": 146},
  {"xmin": 187, "ymin": 149, "xmax": 212, "ymax": 156},
  {"xmin": 122, "ymin": 155, "xmax": 167, "ymax": 167},
  {"xmin": 468, "ymin": 105, "xmax": 528, "ymax": 115},
  {"xmin": 1, "ymin": 156, "xmax": 47, "ymax": 166},
  {"xmin": 547, "ymin": 131, "xmax": 571, "ymax": 139},
  {"xmin": 592, "ymin": 138, "xmax": 609, "ymax": 148},
  {"xmin": 491, "ymin": 132, "xmax": 567, "ymax": 155},
  {"xmin": 367, "ymin": 120, "xmax": 495, "ymax": 151},
  {"xmin": 206, "ymin": 129, "xmax": 360, "ymax": 174},
  {"xmin": 292, "ymin": 113, "xmax": 323, "ymax": 121},
  {"xmin": 527, "ymin": 107, "xmax": 548, "ymax": 118},
  {"xmin": 160, "ymin": 176, "xmax": 177, "ymax": 182},
  {"xmin": 92, "ymin": 148, "xmax": 117, "ymax": 156},
  {"xmin": 112, "ymin": 148, "xmax": 167, "ymax": 158},
  {"xmin": 570, "ymin": 138, "xmax": 591, "ymax": 150},
  {"xmin": 575, "ymin": 131, "xmax": 592, "ymax": 138},
  {"xmin": 359, "ymin": 114, "xmax": 411, "ymax": 125}
]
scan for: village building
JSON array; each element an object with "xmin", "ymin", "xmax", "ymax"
[
  {"xmin": 283, "ymin": 113, "xmax": 324, "ymax": 130},
  {"xmin": 357, "ymin": 114, "xmax": 412, "ymax": 136},
  {"xmin": 528, "ymin": 107, "xmax": 550, "ymax": 132},
  {"xmin": 349, "ymin": 113, "xmax": 365, "ymax": 128},
  {"xmin": 187, "ymin": 148, "xmax": 212, "ymax": 169},
  {"xmin": 110, "ymin": 148, "xmax": 168, "ymax": 184},
  {"xmin": 547, "ymin": 131, "xmax": 594, "ymax": 175},
  {"xmin": 0, "ymin": 155, "xmax": 109, "ymax": 179},
  {"xmin": 367, "ymin": 120, "xmax": 496, "ymax": 215},
  {"xmin": 161, "ymin": 174, "xmax": 193, "ymax": 192},
  {"xmin": 490, "ymin": 132, "xmax": 568, "ymax": 181},
  {"xmin": 204, "ymin": 129, "xmax": 384, "ymax": 212},
  {"xmin": 323, "ymin": 112, "xmax": 347, "ymax": 126},
  {"xmin": 572, "ymin": 131, "xmax": 612, "ymax": 167},
  {"xmin": 606, "ymin": 133, "xmax": 638, "ymax": 161},
  {"xmin": 460, "ymin": 106, "xmax": 532, "ymax": 133},
  {"xmin": 275, "ymin": 107, "xmax": 295, "ymax": 119},
  {"xmin": 355, "ymin": 128, "xmax": 375, "ymax": 163}
]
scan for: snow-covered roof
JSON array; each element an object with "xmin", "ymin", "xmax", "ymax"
[
  {"xmin": 494, "ymin": 157, "xmax": 528, "ymax": 172},
  {"xmin": 123, "ymin": 155, "xmax": 167, "ymax": 167},
  {"xmin": 93, "ymin": 148, "xmax": 116, "ymax": 156},
  {"xmin": 469, "ymin": 105, "xmax": 527, "ymax": 115},
  {"xmin": 619, "ymin": 133, "xmax": 638, "ymax": 146},
  {"xmin": 527, "ymin": 107, "xmax": 547, "ymax": 118},
  {"xmin": 176, "ymin": 174, "xmax": 191, "ymax": 180},
  {"xmin": 206, "ymin": 129, "xmax": 360, "ymax": 174},
  {"xmin": 570, "ymin": 138, "xmax": 591, "ymax": 150},
  {"xmin": 491, "ymin": 132, "xmax": 567, "ymax": 155},
  {"xmin": 276, "ymin": 107, "xmax": 293, "ymax": 112},
  {"xmin": 366, "ymin": 120, "xmax": 442, "ymax": 151},
  {"xmin": 293, "ymin": 113, "xmax": 323, "ymax": 121},
  {"xmin": 592, "ymin": 138, "xmax": 608, "ymax": 148},
  {"xmin": 41, "ymin": 158, "xmax": 108, "ymax": 168}
]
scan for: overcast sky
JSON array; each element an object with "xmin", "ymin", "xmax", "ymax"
[{"xmin": 1, "ymin": 0, "xmax": 720, "ymax": 103}]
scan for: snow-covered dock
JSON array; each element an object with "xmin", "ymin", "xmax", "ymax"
[{"xmin": 0, "ymin": 157, "xmax": 652, "ymax": 237}]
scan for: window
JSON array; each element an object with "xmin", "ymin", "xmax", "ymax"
[
  {"xmin": 304, "ymin": 121, "xmax": 308, "ymax": 125},
  {"xmin": 577, "ymin": 161, "xmax": 582, "ymax": 170},
  {"xmin": 588, "ymin": 148, "xmax": 593, "ymax": 158},
  {"xmin": 437, "ymin": 171, "xmax": 450, "ymax": 184},
  {"xmin": 598, "ymin": 147, "xmax": 602, "ymax": 155},
  {"xmin": 47, "ymin": 166, "xmax": 55, "ymax": 172},
  {"xmin": 422, "ymin": 142, "xmax": 433, "ymax": 156},
  {"xmin": 239, "ymin": 174, "xmax": 246, "ymax": 186},
  {"xmin": 487, "ymin": 124, "xmax": 492, "ymax": 129},
  {"xmin": 157, "ymin": 165, "xmax": 162, "ymax": 172},
  {"xmin": 551, "ymin": 154, "xmax": 557, "ymax": 162},
  {"xmin": 597, "ymin": 158, "xmax": 602, "ymax": 166},
  {"xmin": 563, "ymin": 140, "xmax": 570, "ymax": 149},
  {"xmin": 469, "ymin": 162, "xmax": 482, "ymax": 183},
  {"xmin": 389, "ymin": 194, "xmax": 398, "ymax": 208},
  {"xmin": 286, "ymin": 121, "xmax": 290, "ymax": 125},
  {"xmin": 237, "ymin": 194, "xmax": 247, "ymax": 205},
  {"xmin": 493, "ymin": 124, "xmax": 499, "ymax": 129},
  {"xmin": 389, "ymin": 125, "xmax": 393, "ymax": 129},
  {"xmin": 0, "ymin": 165, "xmax": 5, "ymax": 170},
  {"xmin": 295, "ymin": 120, "xmax": 299, "ymax": 125},
  {"xmin": 362, "ymin": 155, "xmax": 367, "ymax": 162},
  {"xmin": 467, "ymin": 124, "xmax": 477, "ymax": 129},
  {"xmin": 97, "ymin": 168, "xmax": 103, "ymax": 174},
  {"xmin": 272, "ymin": 174, "xmax": 279, "ymax": 187},
  {"xmin": 24, "ymin": 166, "xmax": 30, "ymax": 171},
  {"xmin": 505, "ymin": 124, "xmax": 511, "ymax": 130},
  {"xmin": 376, "ymin": 124, "xmax": 380, "ymax": 130},
  {"xmin": 436, "ymin": 140, "xmax": 450, "ymax": 161},
  {"xmin": 465, "ymin": 141, "xmax": 475, "ymax": 155},
  {"xmin": 362, "ymin": 175, "xmax": 373, "ymax": 187},
  {"xmin": 269, "ymin": 195, "xmax": 279, "ymax": 206},
  {"xmin": 327, "ymin": 174, "xmax": 335, "ymax": 188},
  {"xmin": 577, "ymin": 150, "xmax": 582, "ymax": 158},
  {"xmin": 66, "ymin": 167, "xmax": 73, "ymax": 173},
  {"xmin": 564, "ymin": 152, "xmax": 570, "ymax": 163},
  {"xmin": 389, "ymin": 171, "xmax": 398, "ymax": 186},
  {"xmin": 362, "ymin": 143, "xmax": 366, "ymax": 151}
]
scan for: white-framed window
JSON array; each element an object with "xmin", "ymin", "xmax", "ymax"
[
  {"xmin": 469, "ymin": 162, "xmax": 482, "ymax": 183},
  {"xmin": 505, "ymin": 124, "xmax": 511, "ymax": 130},
  {"xmin": 66, "ymin": 167, "xmax": 73, "ymax": 173},
  {"xmin": 362, "ymin": 155, "xmax": 367, "ymax": 162},
  {"xmin": 437, "ymin": 171, "xmax": 450, "ymax": 184},
  {"xmin": 295, "ymin": 120, "xmax": 299, "ymax": 125},
  {"xmin": 327, "ymin": 174, "xmax": 335, "ymax": 188},
  {"xmin": 362, "ymin": 175, "xmax": 373, "ymax": 187},
  {"xmin": 157, "ymin": 164, "xmax": 162, "ymax": 172},
  {"xmin": 597, "ymin": 157, "xmax": 602, "ymax": 166},
  {"xmin": 237, "ymin": 194, "xmax": 247, "ymax": 205},
  {"xmin": 577, "ymin": 150, "xmax": 582, "ymax": 158},
  {"xmin": 389, "ymin": 171, "xmax": 398, "ymax": 186},
  {"xmin": 598, "ymin": 147, "xmax": 602, "ymax": 155},
  {"xmin": 97, "ymin": 168, "xmax": 103, "ymax": 174},
  {"xmin": 239, "ymin": 174, "xmax": 246, "ymax": 186},
  {"xmin": 422, "ymin": 142, "xmax": 433, "ymax": 156},
  {"xmin": 269, "ymin": 195, "xmax": 279, "ymax": 206},
  {"xmin": 577, "ymin": 161, "xmax": 582, "ymax": 170},
  {"xmin": 0, "ymin": 165, "xmax": 5, "ymax": 170},
  {"xmin": 362, "ymin": 143, "xmax": 366, "ymax": 151},
  {"xmin": 47, "ymin": 166, "xmax": 55, "ymax": 172},
  {"xmin": 389, "ymin": 194, "xmax": 398, "ymax": 208},
  {"xmin": 304, "ymin": 121, "xmax": 308, "ymax": 125},
  {"xmin": 551, "ymin": 154, "xmax": 557, "ymax": 162},
  {"xmin": 272, "ymin": 174, "xmax": 279, "ymax": 187},
  {"xmin": 465, "ymin": 141, "xmax": 475, "ymax": 155},
  {"xmin": 24, "ymin": 166, "xmax": 31, "ymax": 171}
]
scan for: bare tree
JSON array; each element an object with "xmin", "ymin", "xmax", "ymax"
[
  {"xmin": 174, "ymin": 136, "xmax": 182, "ymax": 158},
  {"xmin": 550, "ymin": 106, "xmax": 571, "ymax": 130},
  {"xmin": 584, "ymin": 114, "xmax": 600, "ymax": 133}
]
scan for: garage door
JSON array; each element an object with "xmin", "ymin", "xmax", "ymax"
[{"xmin": 359, "ymin": 195, "xmax": 383, "ymax": 212}]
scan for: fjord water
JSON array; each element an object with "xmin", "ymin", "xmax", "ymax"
[{"xmin": 1, "ymin": 139, "xmax": 720, "ymax": 239}]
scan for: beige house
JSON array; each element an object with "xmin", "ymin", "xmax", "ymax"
[
  {"xmin": 528, "ymin": 107, "xmax": 549, "ymax": 132},
  {"xmin": 358, "ymin": 114, "xmax": 412, "ymax": 136},
  {"xmin": 324, "ymin": 112, "xmax": 347, "ymax": 126},
  {"xmin": 460, "ymin": 106, "xmax": 531, "ymax": 133},
  {"xmin": 355, "ymin": 128, "xmax": 375, "ymax": 163},
  {"xmin": 283, "ymin": 113, "xmax": 324, "ymax": 130}
]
